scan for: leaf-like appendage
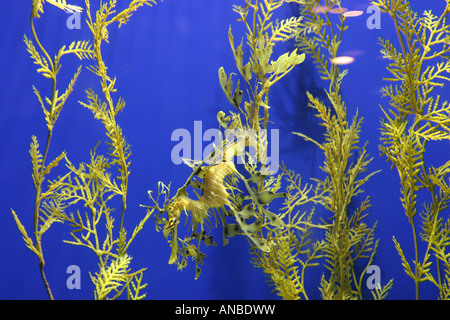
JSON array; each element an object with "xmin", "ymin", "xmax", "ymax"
[{"xmin": 91, "ymin": 254, "xmax": 131, "ymax": 300}]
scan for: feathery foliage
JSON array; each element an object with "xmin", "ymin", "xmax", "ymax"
[
  {"xmin": 12, "ymin": 0, "xmax": 158, "ymax": 299},
  {"xmin": 293, "ymin": 0, "xmax": 393, "ymax": 299},
  {"xmin": 60, "ymin": 0, "xmax": 157, "ymax": 300},
  {"xmin": 217, "ymin": 0, "xmax": 328, "ymax": 300},
  {"xmin": 374, "ymin": 0, "xmax": 450, "ymax": 299},
  {"xmin": 12, "ymin": 0, "xmax": 92, "ymax": 300},
  {"xmin": 225, "ymin": 0, "xmax": 305, "ymax": 130},
  {"xmin": 148, "ymin": 0, "xmax": 307, "ymax": 280}
]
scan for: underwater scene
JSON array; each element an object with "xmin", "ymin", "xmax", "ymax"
[{"xmin": 0, "ymin": 0, "xmax": 449, "ymax": 300}]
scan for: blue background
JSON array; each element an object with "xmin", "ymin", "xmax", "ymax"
[{"xmin": 0, "ymin": 0, "xmax": 449, "ymax": 299}]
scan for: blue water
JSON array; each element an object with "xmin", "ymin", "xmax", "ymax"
[{"xmin": 0, "ymin": 0, "xmax": 448, "ymax": 300}]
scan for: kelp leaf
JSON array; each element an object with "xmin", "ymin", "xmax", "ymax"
[
  {"xmin": 91, "ymin": 254, "xmax": 131, "ymax": 300},
  {"xmin": 30, "ymin": 135, "xmax": 44, "ymax": 188},
  {"xmin": 271, "ymin": 49, "xmax": 305, "ymax": 76},
  {"xmin": 393, "ymin": 236, "xmax": 415, "ymax": 279},
  {"xmin": 218, "ymin": 67, "xmax": 244, "ymax": 113},
  {"xmin": 24, "ymin": 35, "xmax": 52, "ymax": 79},
  {"xmin": 10, "ymin": 209, "xmax": 41, "ymax": 259},
  {"xmin": 127, "ymin": 271, "xmax": 148, "ymax": 300},
  {"xmin": 63, "ymin": 40, "xmax": 95, "ymax": 60},
  {"xmin": 47, "ymin": 0, "xmax": 83, "ymax": 13},
  {"xmin": 270, "ymin": 16, "xmax": 303, "ymax": 42}
]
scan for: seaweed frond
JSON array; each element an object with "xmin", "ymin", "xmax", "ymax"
[
  {"xmin": 12, "ymin": 0, "xmax": 158, "ymax": 300},
  {"xmin": 374, "ymin": 0, "xmax": 450, "ymax": 299},
  {"xmin": 293, "ymin": 0, "xmax": 391, "ymax": 300},
  {"xmin": 250, "ymin": 207, "xmax": 325, "ymax": 300},
  {"xmin": 90, "ymin": 253, "xmax": 132, "ymax": 300},
  {"xmin": 32, "ymin": 0, "xmax": 83, "ymax": 19},
  {"xmin": 149, "ymin": 0, "xmax": 307, "ymax": 280},
  {"xmin": 59, "ymin": 0, "xmax": 157, "ymax": 299},
  {"xmin": 127, "ymin": 272, "xmax": 148, "ymax": 300},
  {"xmin": 11, "ymin": 0, "xmax": 88, "ymax": 299},
  {"xmin": 90, "ymin": 253, "xmax": 148, "ymax": 300}
]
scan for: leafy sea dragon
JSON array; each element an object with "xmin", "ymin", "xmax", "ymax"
[{"xmin": 156, "ymin": 113, "xmax": 286, "ymax": 277}]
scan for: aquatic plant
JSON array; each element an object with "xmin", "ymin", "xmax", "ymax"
[
  {"xmin": 294, "ymin": 0, "xmax": 394, "ymax": 300},
  {"xmin": 216, "ymin": 0, "xmax": 323, "ymax": 300},
  {"xmin": 147, "ymin": 0, "xmax": 307, "ymax": 280},
  {"xmin": 249, "ymin": 164, "xmax": 325, "ymax": 300},
  {"xmin": 373, "ymin": 0, "xmax": 450, "ymax": 299},
  {"xmin": 250, "ymin": 0, "xmax": 395, "ymax": 300},
  {"xmin": 11, "ymin": 0, "xmax": 158, "ymax": 300},
  {"xmin": 11, "ymin": 0, "xmax": 87, "ymax": 300}
]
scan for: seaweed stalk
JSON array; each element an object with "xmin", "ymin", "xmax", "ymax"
[
  {"xmin": 295, "ymin": 0, "xmax": 393, "ymax": 299},
  {"xmin": 374, "ymin": 0, "xmax": 450, "ymax": 299},
  {"xmin": 11, "ymin": 0, "xmax": 86, "ymax": 299}
]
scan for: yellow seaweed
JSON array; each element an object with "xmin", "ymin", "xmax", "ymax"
[
  {"xmin": 12, "ymin": 0, "xmax": 158, "ymax": 300},
  {"xmin": 374, "ymin": 0, "xmax": 450, "ymax": 300},
  {"xmin": 148, "ymin": 0, "xmax": 306, "ymax": 280}
]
